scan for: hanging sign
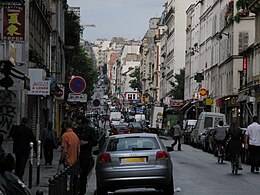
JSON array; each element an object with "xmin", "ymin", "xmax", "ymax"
[{"xmin": 69, "ymin": 76, "xmax": 86, "ymax": 94}]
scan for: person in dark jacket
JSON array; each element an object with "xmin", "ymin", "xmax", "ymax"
[
  {"xmin": 74, "ymin": 115, "xmax": 97, "ymax": 195},
  {"xmin": 42, "ymin": 121, "xmax": 57, "ymax": 165},
  {"xmin": 227, "ymin": 120, "xmax": 243, "ymax": 170},
  {"xmin": 9, "ymin": 117, "xmax": 37, "ymax": 180}
]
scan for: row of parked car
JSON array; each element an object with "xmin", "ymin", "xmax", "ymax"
[{"xmin": 182, "ymin": 112, "xmax": 249, "ymax": 164}]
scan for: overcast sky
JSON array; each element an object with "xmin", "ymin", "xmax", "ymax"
[{"xmin": 67, "ymin": 0, "xmax": 165, "ymax": 43}]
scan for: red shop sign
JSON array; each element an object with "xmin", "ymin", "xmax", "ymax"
[{"xmin": 3, "ymin": 5, "xmax": 25, "ymax": 42}]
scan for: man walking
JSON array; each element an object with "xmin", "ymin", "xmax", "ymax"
[
  {"xmin": 9, "ymin": 117, "xmax": 37, "ymax": 180},
  {"xmin": 42, "ymin": 121, "xmax": 58, "ymax": 165},
  {"xmin": 245, "ymin": 116, "xmax": 260, "ymax": 173},
  {"xmin": 171, "ymin": 121, "xmax": 182, "ymax": 151},
  {"xmin": 74, "ymin": 115, "xmax": 97, "ymax": 195},
  {"xmin": 59, "ymin": 119, "xmax": 80, "ymax": 167}
]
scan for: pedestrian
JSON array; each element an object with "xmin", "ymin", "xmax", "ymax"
[
  {"xmin": 245, "ymin": 116, "xmax": 260, "ymax": 173},
  {"xmin": 227, "ymin": 120, "xmax": 243, "ymax": 170},
  {"xmin": 171, "ymin": 121, "xmax": 182, "ymax": 151},
  {"xmin": 42, "ymin": 121, "xmax": 58, "ymax": 165},
  {"xmin": 59, "ymin": 118, "xmax": 80, "ymax": 168},
  {"xmin": 9, "ymin": 117, "xmax": 37, "ymax": 180},
  {"xmin": 74, "ymin": 115, "xmax": 98, "ymax": 195}
]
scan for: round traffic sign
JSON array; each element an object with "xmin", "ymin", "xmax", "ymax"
[
  {"xmin": 93, "ymin": 99, "xmax": 100, "ymax": 107},
  {"xmin": 200, "ymin": 88, "xmax": 207, "ymax": 96},
  {"xmin": 69, "ymin": 76, "xmax": 86, "ymax": 94}
]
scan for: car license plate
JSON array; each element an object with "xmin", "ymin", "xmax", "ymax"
[{"xmin": 121, "ymin": 157, "xmax": 147, "ymax": 164}]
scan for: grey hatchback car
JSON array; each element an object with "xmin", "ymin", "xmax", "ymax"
[{"xmin": 95, "ymin": 133, "xmax": 174, "ymax": 195}]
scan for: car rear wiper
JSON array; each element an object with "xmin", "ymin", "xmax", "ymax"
[{"xmin": 131, "ymin": 148, "xmax": 153, "ymax": 151}]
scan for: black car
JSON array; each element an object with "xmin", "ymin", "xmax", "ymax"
[{"xmin": 201, "ymin": 128, "xmax": 216, "ymax": 153}]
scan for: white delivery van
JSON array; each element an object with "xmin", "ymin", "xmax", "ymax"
[
  {"xmin": 191, "ymin": 112, "xmax": 226, "ymax": 147},
  {"xmin": 135, "ymin": 114, "xmax": 146, "ymax": 122}
]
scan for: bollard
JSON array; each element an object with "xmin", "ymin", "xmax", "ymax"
[
  {"xmin": 36, "ymin": 189, "xmax": 43, "ymax": 195},
  {"xmin": 37, "ymin": 140, "xmax": 41, "ymax": 185},
  {"xmin": 48, "ymin": 177, "xmax": 55, "ymax": 195},
  {"xmin": 29, "ymin": 142, "xmax": 34, "ymax": 189}
]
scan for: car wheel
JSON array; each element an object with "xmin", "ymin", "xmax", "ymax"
[{"xmin": 163, "ymin": 177, "xmax": 174, "ymax": 195}]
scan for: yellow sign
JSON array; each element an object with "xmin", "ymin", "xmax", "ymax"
[
  {"xmin": 200, "ymin": 88, "xmax": 207, "ymax": 96},
  {"xmin": 204, "ymin": 98, "xmax": 213, "ymax": 105}
]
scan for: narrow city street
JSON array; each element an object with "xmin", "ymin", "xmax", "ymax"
[{"xmin": 86, "ymin": 139, "xmax": 260, "ymax": 195}]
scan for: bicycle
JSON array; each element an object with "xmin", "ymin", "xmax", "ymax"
[
  {"xmin": 230, "ymin": 152, "xmax": 240, "ymax": 174},
  {"xmin": 217, "ymin": 143, "xmax": 225, "ymax": 164}
]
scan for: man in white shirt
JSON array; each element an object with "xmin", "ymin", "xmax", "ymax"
[{"xmin": 245, "ymin": 116, "xmax": 260, "ymax": 173}]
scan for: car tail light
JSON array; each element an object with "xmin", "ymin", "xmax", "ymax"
[
  {"xmin": 101, "ymin": 153, "xmax": 111, "ymax": 163},
  {"xmin": 156, "ymin": 151, "xmax": 168, "ymax": 159}
]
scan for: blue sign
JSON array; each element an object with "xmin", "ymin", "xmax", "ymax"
[{"xmin": 69, "ymin": 76, "xmax": 86, "ymax": 94}]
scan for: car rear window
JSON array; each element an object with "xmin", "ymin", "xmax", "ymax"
[
  {"xmin": 107, "ymin": 137, "xmax": 160, "ymax": 151},
  {"xmin": 114, "ymin": 126, "xmax": 128, "ymax": 130}
]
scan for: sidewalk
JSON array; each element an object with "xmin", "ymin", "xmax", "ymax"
[{"xmin": 2, "ymin": 140, "xmax": 61, "ymax": 195}]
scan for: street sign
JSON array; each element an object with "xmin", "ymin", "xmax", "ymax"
[
  {"xmin": 69, "ymin": 76, "xmax": 86, "ymax": 94},
  {"xmin": 67, "ymin": 93, "xmax": 88, "ymax": 103},
  {"xmin": 200, "ymin": 88, "xmax": 207, "ymax": 96}
]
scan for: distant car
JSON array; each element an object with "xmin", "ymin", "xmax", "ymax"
[
  {"xmin": 128, "ymin": 122, "xmax": 144, "ymax": 133},
  {"xmin": 95, "ymin": 133, "xmax": 174, "ymax": 195},
  {"xmin": 110, "ymin": 118, "xmax": 121, "ymax": 126},
  {"xmin": 109, "ymin": 124, "xmax": 130, "ymax": 135}
]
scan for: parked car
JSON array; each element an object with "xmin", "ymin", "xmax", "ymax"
[
  {"xmin": 191, "ymin": 112, "xmax": 226, "ymax": 148},
  {"xmin": 128, "ymin": 121, "xmax": 144, "ymax": 133},
  {"xmin": 95, "ymin": 133, "xmax": 174, "ymax": 195},
  {"xmin": 109, "ymin": 124, "xmax": 130, "ymax": 136},
  {"xmin": 201, "ymin": 127, "xmax": 216, "ymax": 153},
  {"xmin": 182, "ymin": 120, "xmax": 197, "ymax": 144}
]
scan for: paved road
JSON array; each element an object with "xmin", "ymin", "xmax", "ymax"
[{"xmin": 86, "ymin": 137, "xmax": 260, "ymax": 195}]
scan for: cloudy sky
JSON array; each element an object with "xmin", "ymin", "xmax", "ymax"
[{"xmin": 67, "ymin": 0, "xmax": 165, "ymax": 43}]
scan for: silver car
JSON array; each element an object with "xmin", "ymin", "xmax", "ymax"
[{"xmin": 95, "ymin": 133, "xmax": 174, "ymax": 195}]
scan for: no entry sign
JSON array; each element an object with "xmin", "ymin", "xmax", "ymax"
[{"xmin": 69, "ymin": 76, "xmax": 86, "ymax": 94}]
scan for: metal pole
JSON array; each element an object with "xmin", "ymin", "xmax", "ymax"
[
  {"xmin": 37, "ymin": 140, "xmax": 41, "ymax": 185},
  {"xmin": 29, "ymin": 142, "xmax": 33, "ymax": 189}
]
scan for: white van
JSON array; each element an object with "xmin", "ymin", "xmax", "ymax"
[{"xmin": 191, "ymin": 112, "xmax": 226, "ymax": 147}]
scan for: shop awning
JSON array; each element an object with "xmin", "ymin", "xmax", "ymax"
[{"xmin": 237, "ymin": 92, "xmax": 248, "ymax": 102}]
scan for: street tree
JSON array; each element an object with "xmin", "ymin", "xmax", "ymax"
[
  {"xmin": 167, "ymin": 68, "xmax": 185, "ymax": 99},
  {"xmin": 129, "ymin": 67, "xmax": 142, "ymax": 92},
  {"xmin": 64, "ymin": 10, "xmax": 98, "ymax": 99}
]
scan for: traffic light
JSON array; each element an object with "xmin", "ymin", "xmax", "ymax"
[{"xmin": 194, "ymin": 73, "xmax": 204, "ymax": 82}]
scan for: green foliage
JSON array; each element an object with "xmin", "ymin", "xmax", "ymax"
[
  {"xmin": 64, "ymin": 10, "xmax": 98, "ymax": 100},
  {"xmin": 129, "ymin": 67, "xmax": 142, "ymax": 92},
  {"xmin": 167, "ymin": 68, "xmax": 185, "ymax": 99},
  {"xmin": 65, "ymin": 12, "xmax": 81, "ymax": 48}
]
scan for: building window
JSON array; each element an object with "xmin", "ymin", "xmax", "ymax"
[{"xmin": 128, "ymin": 94, "xmax": 132, "ymax": 100}]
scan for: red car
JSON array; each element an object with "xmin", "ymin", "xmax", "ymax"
[{"xmin": 110, "ymin": 125, "xmax": 130, "ymax": 135}]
